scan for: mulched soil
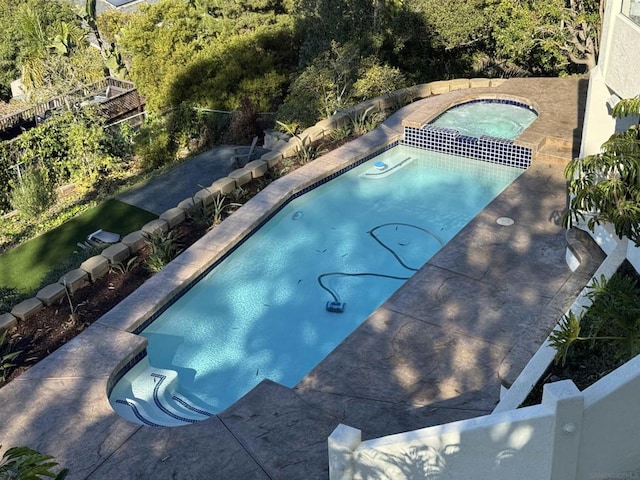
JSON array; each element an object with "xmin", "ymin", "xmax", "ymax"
[{"xmin": 0, "ymin": 221, "xmax": 206, "ymax": 388}]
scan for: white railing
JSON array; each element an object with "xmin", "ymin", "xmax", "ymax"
[{"xmin": 329, "ymin": 353, "xmax": 640, "ymax": 479}]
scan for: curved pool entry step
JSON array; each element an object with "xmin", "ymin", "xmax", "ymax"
[{"xmin": 110, "ymin": 366, "xmax": 213, "ymax": 427}]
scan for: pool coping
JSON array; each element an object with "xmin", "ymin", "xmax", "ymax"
[{"xmin": 0, "ymin": 77, "xmax": 600, "ymax": 479}]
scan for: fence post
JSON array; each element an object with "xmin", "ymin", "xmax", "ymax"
[
  {"xmin": 328, "ymin": 424, "xmax": 362, "ymax": 480},
  {"xmin": 542, "ymin": 380, "xmax": 584, "ymax": 480}
]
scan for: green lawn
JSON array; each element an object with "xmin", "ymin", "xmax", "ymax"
[{"xmin": 0, "ymin": 199, "xmax": 157, "ymax": 295}]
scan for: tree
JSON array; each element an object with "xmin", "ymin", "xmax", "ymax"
[
  {"xmin": 118, "ymin": 0, "xmax": 297, "ymax": 113},
  {"xmin": 409, "ymin": 0, "xmax": 489, "ymax": 51},
  {"xmin": 0, "ymin": 0, "xmax": 104, "ymax": 102},
  {"xmin": 489, "ymin": 0, "xmax": 601, "ymax": 74},
  {"xmin": 0, "ymin": 0, "xmax": 78, "ymax": 100},
  {"xmin": 15, "ymin": 4, "xmax": 104, "ymax": 101},
  {"xmin": 118, "ymin": 1, "xmax": 216, "ymax": 112},
  {"xmin": 294, "ymin": 0, "xmax": 406, "ymax": 67},
  {"xmin": 564, "ymin": 98, "xmax": 640, "ymax": 244}
]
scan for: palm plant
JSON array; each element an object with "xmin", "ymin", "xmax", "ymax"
[
  {"xmin": 563, "ymin": 97, "xmax": 640, "ymax": 245},
  {"xmin": 0, "ymin": 445, "xmax": 68, "ymax": 479}
]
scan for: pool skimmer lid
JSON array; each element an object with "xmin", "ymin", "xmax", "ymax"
[{"xmin": 496, "ymin": 217, "xmax": 515, "ymax": 226}]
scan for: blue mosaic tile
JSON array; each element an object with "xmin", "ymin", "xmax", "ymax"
[
  {"xmin": 108, "ymin": 349, "xmax": 147, "ymax": 394},
  {"xmin": 403, "ymin": 125, "xmax": 531, "ymax": 169}
]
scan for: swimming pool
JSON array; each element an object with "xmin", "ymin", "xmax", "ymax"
[
  {"xmin": 430, "ymin": 100, "xmax": 538, "ymax": 139},
  {"xmin": 109, "ymin": 144, "xmax": 524, "ymax": 426}
]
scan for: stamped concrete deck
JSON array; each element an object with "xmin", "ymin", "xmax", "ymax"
[{"xmin": 0, "ymin": 77, "xmax": 605, "ymax": 479}]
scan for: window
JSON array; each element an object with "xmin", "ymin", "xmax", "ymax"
[{"xmin": 623, "ymin": 0, "xmax": 640, "ymax": 26}]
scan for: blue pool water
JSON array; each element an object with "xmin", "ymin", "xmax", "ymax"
[
  {"xmin": 430, "ymin": 100, "xmax": 538, "ymax": 139},
  {"xmin": 110, "ymin": 144, "xmax": 523, "ymax": 422}
]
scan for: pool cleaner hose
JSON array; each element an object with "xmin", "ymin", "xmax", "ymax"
[{"xmin": 319, "ymin": 223, "xmax": 444, "ymax": 313}]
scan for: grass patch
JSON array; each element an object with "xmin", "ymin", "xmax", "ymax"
[{"xmin": 0, "ymin": 199, "xmax": 156, "ymax": 295}]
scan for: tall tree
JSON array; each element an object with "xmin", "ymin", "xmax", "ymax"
[
  {"xmin": 0, "ymin": 0, "xmax": 84, "ymax": 100},
  {"xmin": 489, "ymin": 0, "xmax": 601, "ymax": 74}
]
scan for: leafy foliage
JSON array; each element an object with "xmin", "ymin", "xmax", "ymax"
[
  {"xmin": 347, "ymin": 106, "xmax": 386, "ymax": 136},
  {"xmin": 0, "ymin": 444, "xmax": 68, "ymax": 479},
  {"xmin": 143, "ymin": 230, "xmax": 183, "ymax": 273},
  {"xmin": 489, "ymin": 0, "xmax": 601, "ymax": 74},
  {"xmin": 0, "ymin": 330, "xmax": 22, "ymax": 382},
  {"xmin": 550, "ymin": 273, "xmax": 640, "ymax": 366},
  {"xmin": 10, "ymin": 167, "xmax": 57, "ymax": 218},
  {"xmin": 563, "ymin": 123, "xmax": 640, "ymax": 245},
  {"xmin": 109, "ymin": 256, "xmax": 139, "ymax": 275},
  {"xmin": 352, "ymin": 60, "xmax": 408, "ymax": 101},
  {"xmin": 0, "ymin": 0, "xmax": 80, "ymax": 99}
]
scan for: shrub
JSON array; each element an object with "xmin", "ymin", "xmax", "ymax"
[
  {"xmin": 0, "ymin": 143, "xmax": 15, "ymax": 214},
  {"xmin": 187, "ymin": 194, "xmax": 243, "ymax": 231},
  {"xmin": 144, "ymin": 230, "xmax": 182, "ymax": 273},
  {"xmin": 223, "ymin": 98, "xmax": 262, "ymax": 145},
  {"xmin": 0, "ymin": 444, "xmax": 68, "ymax": 479},
  {"xmin": 134, "ymin": 117, "xmax": 176, "ymax": 171},
  {"xmin": 348, "ymin": 106, "xmax": 387, "ymax": 136},
  {"xmin": 550, "ymin": 271, "xmax": 640, "ymax": 366},
  {"xmin": 10, "ymin": 168, "xmax": 57, "ymax": 217}
]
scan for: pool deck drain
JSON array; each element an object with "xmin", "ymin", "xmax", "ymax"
[{"xmin": 0, "ymin": 77, "xmax": 605, "ymax": 480}]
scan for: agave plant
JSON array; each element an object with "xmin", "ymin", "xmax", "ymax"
[
  {"xmin": 0, "ymin": 330, "xmax": 22, "ymax": 383},
  {"xmin": 143, "ymin": 230, "xmax": 183, "ymax": 273}
]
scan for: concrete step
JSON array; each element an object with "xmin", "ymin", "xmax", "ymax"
[{"xmin": 110, "ymin": 362, "xmax": 213, "ymax": 427}]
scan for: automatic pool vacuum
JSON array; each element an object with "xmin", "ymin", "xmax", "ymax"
[{"xmin": 326, "ymin": 301, "xmax": 346, "ymax": 313}]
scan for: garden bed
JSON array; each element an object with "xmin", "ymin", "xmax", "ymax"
[{"xmin": 522, "ymin": 260, "xmax": 640, "ymax": 406}]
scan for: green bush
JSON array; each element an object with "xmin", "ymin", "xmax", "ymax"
[
  {"xmin": 144, "ymin": 230, "xmax": 182, "ymax": 273},
  {"xmin": 0, "ymin": 444, "xmax": 68, "ymax": 479},
  {"xmin": 134, "ymin": 125, "xmax": 174, "ymax": 171},
  {"xmin": 10, "ymin": 168, "xmax": 57, "ymax": 217},
  {"xmin": 550, "ymin": 271, "xmax": 640, "ymax": 366},
  {"xmin": 0, "ymin": 142, "xmax": 15, "ymax": 214}
]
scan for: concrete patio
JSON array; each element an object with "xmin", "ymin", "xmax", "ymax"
[{"xmin": 0, "ymin": 77, "xmax": 605, "ymax": 479}]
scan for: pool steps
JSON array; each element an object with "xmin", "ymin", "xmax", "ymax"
[{"xmin": 112, "ymin": 366, "xmax": 213, "ymax": 427}]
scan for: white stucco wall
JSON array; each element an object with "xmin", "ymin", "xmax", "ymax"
[
  {"xmin": 579, "ymin": 69, "xmax": 618, "ymax": 156},
  {"xmin": 601, "ymin": 16, "xmax": 640, "ymax": 98},
  {"xmin": 580, "ymin": 0, "xmax": 640, "ymax": 156}
]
